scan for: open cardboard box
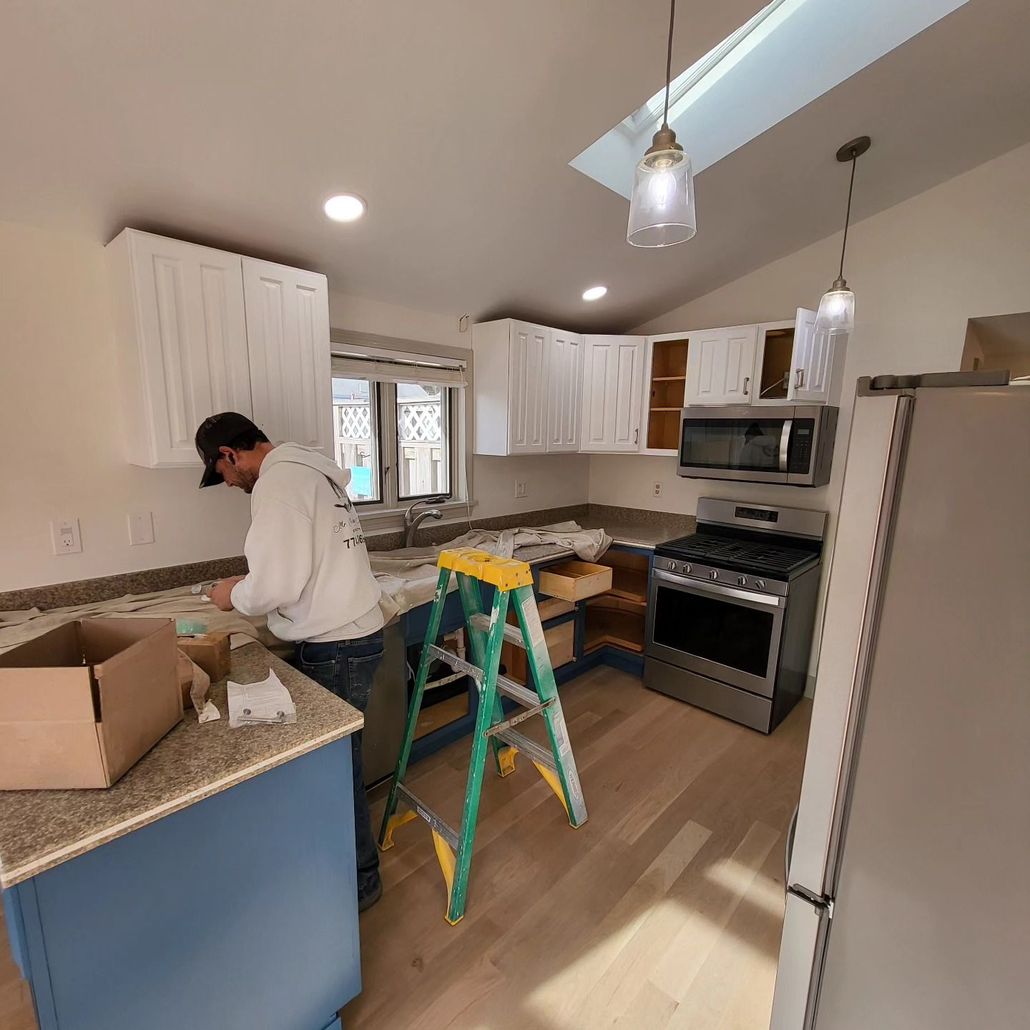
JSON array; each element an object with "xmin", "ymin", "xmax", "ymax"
[{"xmin": 0, "ymin": 618, "xmax": 183, "ymax": 790}]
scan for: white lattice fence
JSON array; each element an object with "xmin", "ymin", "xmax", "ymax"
[{"xmin": 399, "ymin": 400, "xmax": 441, "ymax": 443}]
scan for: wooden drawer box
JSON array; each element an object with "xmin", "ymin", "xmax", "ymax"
[
  {"xmin": 502, "ymin": 619, "xmax": 575, "ymax": 684},
  {"xmin": 538, "ymin": 561, "xmax": 613, "ymax": 601}
]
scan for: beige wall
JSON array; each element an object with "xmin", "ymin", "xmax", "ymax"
[
  {"xmin": 0, "ymin": 223, "xmax": 588, "ymax": 593},
  {"xmin": 590, "ymin": 141, "xmax": 1030, "ymax": 677}
]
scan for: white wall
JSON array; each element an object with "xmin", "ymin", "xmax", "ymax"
[{"xmin": 0, "ymin": 224, "xmax": 588, "ymax": 593}]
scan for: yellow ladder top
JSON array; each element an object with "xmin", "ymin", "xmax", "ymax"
[{"xmin": 437, "ymin": 547, "xmax": 534, "ymax": 590}]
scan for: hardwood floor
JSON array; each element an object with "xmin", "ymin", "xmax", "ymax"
[
  {"xmin": 0, "ymin": 666, "xmax": 810, "ymax": 1030},
  {"xmin": 347, "ymin": 666, "xmax": 811, "ymax": 1030}
]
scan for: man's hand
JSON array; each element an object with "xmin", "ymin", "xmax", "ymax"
[{"xmin": 209, "ymin": 576, "xmax": 244, "ymax": 612}]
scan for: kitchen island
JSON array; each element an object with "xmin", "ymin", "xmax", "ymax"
[{"xmin": 0, "ymin": 643, "xmax": 363, "ymax": 1030}]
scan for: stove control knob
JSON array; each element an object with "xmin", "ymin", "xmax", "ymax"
[
  {"xmin": 683, "ymin": 563, "xmax": 692, "ymax": 574},
  {"xmin": 755, "ymin": 579, "xmax": 766, "ymax": 590},
  {"xmin": 709, "ymin": 570, "xmax": 719, "ymax": 581},
  {"xmin": 737, "ymin": 576, "xmax": 747, "ymax": 587}
]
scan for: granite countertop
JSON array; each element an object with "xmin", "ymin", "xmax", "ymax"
[
  {"xmin": 0, "ymin": 642, "xmax": 362, "ymax": 888},
  {"xmin": 573, "ymin": 510, "xmax": 696, "ymax": 550}
]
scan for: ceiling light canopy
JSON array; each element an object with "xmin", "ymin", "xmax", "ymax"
[
  {"xmin": 323, "ymin": 193, "xmax": 367, "ymax": 222},
  {"xmin": 627, "ymin": 0, "xmax": 697, "ymax": 248},
  {"xmin": 815, "ymin": 135, "xmax": 870, "ymax": 336},
  {"xmin": 582, "ymin": 285, "xmax": 608, "ymax": 301}
]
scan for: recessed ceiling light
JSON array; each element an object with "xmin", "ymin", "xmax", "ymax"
[
  {"xmin": 582, "ymin": 285, "xmax": 608, "ymax": 301},
  {"xmin": 323, "ymin": 194, "xmax": 367, "ymax": 222}
]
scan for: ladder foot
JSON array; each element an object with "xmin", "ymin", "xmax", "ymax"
[
  {"xmin": 379, "ymin": 808, "xmax": 417, "ymax": 851},
  {"xmin": 497, "ymin": 745, "xmax": 517, "ymax": 778}
]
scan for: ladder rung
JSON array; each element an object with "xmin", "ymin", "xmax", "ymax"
[
  {"xmin": 494, "ymin": 727, "xmax": 557, "ymax": 772},
  {"xmin": 486, "ymin": 699, "xmax": 553, "ymax": 738},
  {"xmin": 496, "ymin": 677, "xmax": 540, "ymax": 709},
  {"xmin": 469, "ymin": 612, "xmax": 525, "ymax": 649},
  {"xmin": 428, "ymin": 644, "xmax": 483, "ymax": 681},
  {"xmin": 397, "ymin": 784, "xmax": 459, "ymax": 851}
]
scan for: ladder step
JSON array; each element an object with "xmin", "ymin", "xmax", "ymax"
[
  {"xmin": 397, "ymin": 784, "xmax": 460, "ymax": 851},
  {"xmin": 429, "ymin": 644, "xmax": 540, "ymax": 710},
  {"xmin": 485, "ymin": 699, "xmax": 553, "ymax": 738},
  {"xmin": 493, "ymin": 727, "xmax": 557, "ymax": 772},
  {"xmin": 427, "ymin": 644, "xmax": 482, "ymax": 680},
  {"xmin": 469, "ymin": 612, "xmax": 525, "ymax": 649}
]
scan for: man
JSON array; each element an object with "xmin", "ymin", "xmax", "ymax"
[{"xmin": 195, "ymin": 412, "xmax": 385, "ymax": 911}]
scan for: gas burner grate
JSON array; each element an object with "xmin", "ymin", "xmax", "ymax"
[{"xmin": 657, "ymin": 534, "xmax": 819, "ymax": 577}]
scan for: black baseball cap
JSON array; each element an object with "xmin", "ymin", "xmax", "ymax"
[{"xmin": 195, "ymin": 412, "xmax": 263, "ymax": 488}]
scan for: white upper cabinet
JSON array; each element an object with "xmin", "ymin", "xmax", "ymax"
[
  {"xmin": 787, "ymin": 306, "xmax": 844, "ymax": 404},
  {"xmin": 472, "ymin": 319, "xmax": 576, "ymax": 455},
  {"xmin": 546, "ymin": 329, "xmax": 583, "ymax": 452},
  {"xmin": 685, "ymin": 324, "xmax": 759, "ymax": 405},
  {"xmin": 580, "ymin": 335, "xmax": 645, "ymax": 452},
  {"xmin": 108, "ymin": 230, "xmax": 332, "ymax": 467},
  {"xmin": 242, "ymin": 258, "xmax": 333, "ymax": 455},
  {"xmin": 108, "ymin": 230, "xmax": 252, "ymax": 467}
]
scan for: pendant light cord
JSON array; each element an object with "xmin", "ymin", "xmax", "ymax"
[
  {"xmin": 839, "ymin": 151, "xmax": 857, "ymax": 280},
  {"xmin": 662, "ymin": 0, "xmax": 676, "ymax": 128}
]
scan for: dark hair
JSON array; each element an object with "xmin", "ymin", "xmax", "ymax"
[{"xmin": 227, "ymin": 427, "xmax": 269, "ymax": 451}]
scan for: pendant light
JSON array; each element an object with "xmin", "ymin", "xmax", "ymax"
[
  {"xmin": 627, "ymin": 0, "xmax": 696, "ymax": 248},
  {"xmin": 815, "ymin": 136, "xmax": 871, "ymax": 335}
]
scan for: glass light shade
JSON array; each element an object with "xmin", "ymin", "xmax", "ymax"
[
  {"xmin": 815, "ymin": 284, "xmax": 856, "ymax": 334},
  {"xmin": 627, "ymin": 148, "xmax": 696, "ymax": 247}
]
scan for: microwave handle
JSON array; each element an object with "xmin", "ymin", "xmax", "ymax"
[{"xmin": 779, "ymin": 419, "xmax": 793, "ymax": 473}]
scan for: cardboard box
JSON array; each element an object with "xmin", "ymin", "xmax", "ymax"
[
  {"xmin": 176, "ymin": 632, "xmax": 231, "ymax": 683},
  {"xmin": 0, "ymin": 619, "xmax": 183, "ymax": 790}
]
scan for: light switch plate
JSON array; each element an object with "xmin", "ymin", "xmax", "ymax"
[
  {"xmin": 50, "ymin": 517, "xmax": 82, "ymax": 555},
  {"xmin": 128, "ymin": 511, "xmax": 155, "ymax": 545}
]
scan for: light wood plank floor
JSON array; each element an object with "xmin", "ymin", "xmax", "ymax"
[
  {"xmin": 348, "ymin": 666, "xmax": 811, "ymax": 1030},
  {"xmin": 0, "ymin": 666, "xmax": 810, "ymax": 1030}
]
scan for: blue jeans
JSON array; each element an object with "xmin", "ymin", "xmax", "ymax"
[{"xmin": 291, "ymin": 631, "xmax": 384, "ymax": 899}]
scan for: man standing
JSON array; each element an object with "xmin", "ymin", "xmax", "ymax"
[{"xmin": 195, "ymin": 412, "xmax": 385, "ymax": 911}]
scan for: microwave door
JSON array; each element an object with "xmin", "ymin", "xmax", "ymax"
[{"xmin": 679, "ymin": 415, "xmax": 790, "ymax": 484}]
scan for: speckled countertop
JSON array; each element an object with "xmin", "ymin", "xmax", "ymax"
[
  {"xmin": 575, "ymin": 507, "xmax": 695, "ymax": 549},
  {"xmin": 0, "ymin": 642, "xmax": 362, "ymax": 888}
]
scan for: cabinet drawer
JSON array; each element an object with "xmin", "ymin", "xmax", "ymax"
[
  {"xmin": 538, "ymin": 561, "xmax": 613, "ymax": 601},
  {"xmin": 502, "ymin": 619, "xmax": 575, "ymax": 684}
]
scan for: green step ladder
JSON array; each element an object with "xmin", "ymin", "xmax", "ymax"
[{"xmin": 378, "ymin": 546, "xmax": 588, "ymax": 924}]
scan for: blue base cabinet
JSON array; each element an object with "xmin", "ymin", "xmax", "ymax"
[{"xmin": 4, "ymin": 740, "xmax": 360, "ymax": 1030}]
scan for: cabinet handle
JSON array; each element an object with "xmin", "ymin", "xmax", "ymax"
[
  {"xmin": 634, "ymin": 428, "xmax": 639, "ymax": 444},
  {"xmin": 743, "ymin": 376, "xmax": 750, "ymax": 396},
  {"xmin": 795, "ymin": 368, "xmax": 805, "ymax": 389}
]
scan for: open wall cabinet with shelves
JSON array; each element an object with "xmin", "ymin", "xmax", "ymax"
[{"xmin": 641, "ymin": 334, "xmax": 690, "ymax": 455}]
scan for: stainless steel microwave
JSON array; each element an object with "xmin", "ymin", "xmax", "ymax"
[{"xmin": 677, "ymin": 404, "xmax": 838, "ymax": 487}]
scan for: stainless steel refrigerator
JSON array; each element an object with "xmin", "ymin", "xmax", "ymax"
[{"xmin": 770, "ymin": 372, "xmax": 1030, "ymax": 1029}]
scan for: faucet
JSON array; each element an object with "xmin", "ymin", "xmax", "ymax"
[{"xmin": 404, "ymin": 496, "xmax": 446, "ymax": 548}]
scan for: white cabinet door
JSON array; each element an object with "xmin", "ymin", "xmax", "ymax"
[
  {"xmin": 789, "ymin": 306, "xmax": 843, "ymax": 404},
  {"xmin": 685, "ymin": 325, "xmax": 758, "ymax": 405},
  {"xmin": 580, "ymin": 336, "xmax": 645, "ymax": 452},
  {"xmin": 508, "ymin": 321, "xmax": 548, "ymax": 453},
  {"xmin": 242, "ymin": 258, "xmax": 333, "ymax": 455},
  {"xmin": 546, "ymin": 329, "xmax": 583, "ymax": 452},
  {"xmin": 112, "ymin": 230, "xmax": 251, "ymax": 467}
]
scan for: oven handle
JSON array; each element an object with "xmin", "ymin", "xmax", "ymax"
[
  {"xmin": 779, "ymin": 418, "xmax": 793, "ymax": 473},
  {"xmin": 652, "ymin": 568, "xmax": 785, "ymax": 607}
]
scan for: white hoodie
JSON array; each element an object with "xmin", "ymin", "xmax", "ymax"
[{"xmin": 230, "ymin": 444, "xmax": 384, "ymax": 642}]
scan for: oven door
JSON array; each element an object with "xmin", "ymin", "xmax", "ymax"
[
  {"xmin": 645, "ymin": 568, "xmax": 786, "ymax": 697},
  {"xmin": 678, "ymin": 408, "xmax": 792, "ymax": 484}
]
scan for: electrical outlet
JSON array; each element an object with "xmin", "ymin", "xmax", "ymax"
[
  {"xmin": 128, "ymin": 510, "xmax": 155, "ymax": 545},
  {"xmin": 653, "ymin": 481, "xmax": 662, "ymax": 497},
  {"xmin": 50, "ymin": 517, "xmax": 82, "ymax": 555},
  {"xmin": 514, "ymin": 479, "xmax": 527, "ymax": 499}
]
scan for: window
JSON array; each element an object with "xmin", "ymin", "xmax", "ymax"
[{"xmin": 330, "ymin": 349, "xmax": 466, "ymax": 511}]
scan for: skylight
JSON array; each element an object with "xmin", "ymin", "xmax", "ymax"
[{"xmin": 571, "ymin": 0, "xmax": 971, "ymax": 200}]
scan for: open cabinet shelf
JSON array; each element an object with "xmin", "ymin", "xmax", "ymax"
[{"xmin": 645, "ymin": 337, "xmax": 690, "ymax": 451}]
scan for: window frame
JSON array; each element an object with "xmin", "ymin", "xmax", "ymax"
[
  {"xmin": 395, "ymin": 382, "xmax": 454, "ymax": 503},
  {"xmin": 329, "ymin": 331, "xmax": 473, "ymax": 528}
]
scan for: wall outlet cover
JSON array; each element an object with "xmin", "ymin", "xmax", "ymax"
[
  {"xmin": 50, "ymin": 517, "xmax": 82, "ymax": 555},
  {"xmin": 653, "ymin": 482, "xmax": 662, "ymax": 497},
  {"xmin": 514, "ymin": 480, "xmax": 527, "ymax": 499},
  {"xmin": 128, "ymin": 510, "xmax": 156, "ymax": 546}
]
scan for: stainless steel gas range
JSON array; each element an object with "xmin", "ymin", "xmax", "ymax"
[{"xmin": 644, "ymin": 498, "xmax": 826, "ymax": 733}]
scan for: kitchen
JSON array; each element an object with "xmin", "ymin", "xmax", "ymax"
[{"xmin": 2, "ymin": 2, "xmax": 1030, "ymax": 1029}]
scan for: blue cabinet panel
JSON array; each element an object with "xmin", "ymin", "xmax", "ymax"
[{"xmin": 14, "ymin": 739, "xmax": 359, "ymax": 1030}]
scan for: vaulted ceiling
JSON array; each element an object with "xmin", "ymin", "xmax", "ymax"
[{"xmin": 2, "ymin": 0, "xmax": 1030, "ymax": 332}]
